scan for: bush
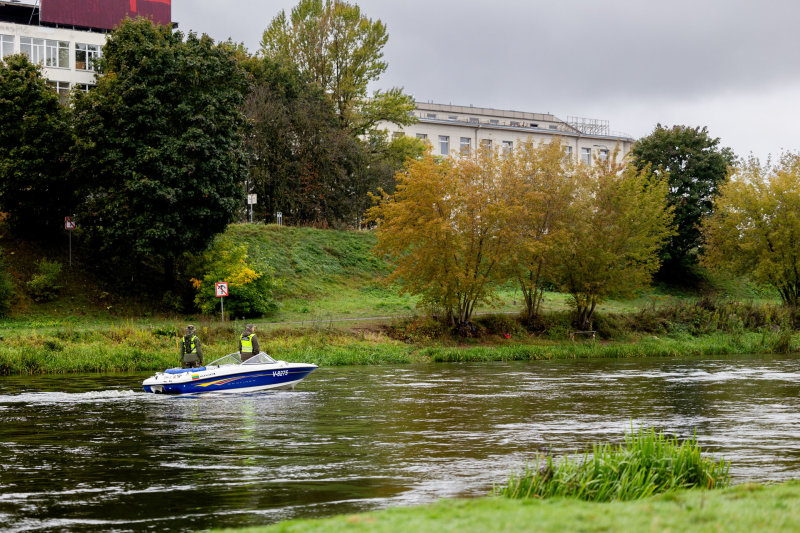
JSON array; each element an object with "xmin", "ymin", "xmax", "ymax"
[
  {"xmin": 26, "ymin": 260, "xmax": 62, "ymax": 303},
  {"xmin": 497, "ymin": 426, "xmax": 730, "ymax": 502},
  {"xmin": 0, "ymin": 249, "xmax": 13, "ymax": 316},
  {"xmin": 190, "ymin": 235, "xmax": 279, "ymax": 318}
]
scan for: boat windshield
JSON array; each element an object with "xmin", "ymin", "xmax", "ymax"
[
  {"xmin": 207, "ymin": 353, "xmax": 242, "ymax": 367},
  {"xmin": 242, "ymin": 352, "xmax": 278, "ymax": 365}
]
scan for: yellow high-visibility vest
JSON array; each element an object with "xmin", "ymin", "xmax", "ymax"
[{"xmin": 241, "ymin": 333, "xmax": 254, "ymax": 353}]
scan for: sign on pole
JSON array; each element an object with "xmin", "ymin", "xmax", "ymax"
[
  {"xmin": 247, "ymin": 194, "xmax": 257, "ymax": 223},
  {"xmin": 215, "ymin": 282, "xmax": 229, "ymax": 322},
  {"xmin": 64, "ymin": 216, "xmax": 76, "ymax": 266},
  {"xmin": 215, "ymin": 282, "xmax": 229, "ymax": 297}
]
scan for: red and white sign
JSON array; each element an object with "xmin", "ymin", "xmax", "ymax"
[
  {"xmin": 64, "ymin": 216, "xmax": 76, "ymax": 230},
  {"xmin": 215, "ymin": 282, "xmax": 229, "ymax": 298}
]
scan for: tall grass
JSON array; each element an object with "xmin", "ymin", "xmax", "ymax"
[{"xmin": 497, "ymin": 427, "xmax": 730, "ymax": 502}]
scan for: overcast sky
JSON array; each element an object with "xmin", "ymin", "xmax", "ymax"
[{"xmin": 173, "ymin": 0, "xmax": 800, "ymax": 162}]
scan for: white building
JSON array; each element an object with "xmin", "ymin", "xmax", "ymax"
[
  {"xmin": 384, "ymin": 102, "xmax": 634, "ymax": 165},
  {"xmin": 0, "ymin": 0, "xmax": 172, "ymax": 99}
]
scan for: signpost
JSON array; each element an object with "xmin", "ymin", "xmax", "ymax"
[
  {"xmin": 276, "ymin": 211, "xmax": 283, "ymax": 226},
  {"xmin": 247, "ymin": 194, "xmax": 257, "ymax": 223},
  {"xmin": 64, "ymin": 216, "xmax": 76, "ymax": 266},
  {"xmin": 215, "ymin": 282, "xmax": 229, "ymax": 322}
]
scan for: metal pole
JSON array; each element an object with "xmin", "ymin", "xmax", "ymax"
[
  {"xmin": 68, "ymin": 230, "xmax": 72, "ymax": 267},
  {"xmin": 221, "ymin": 297, "xmax": 224, "ymax": 323}
]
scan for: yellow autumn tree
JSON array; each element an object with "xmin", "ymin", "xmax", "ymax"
[
  {"xmin": 702, "ymin": 153, "xmax": 800, "ymax": 307},
  {"xmin": 367, "ymin": 150, "xmax": 517, "ymax": 328},
  {"xmin": 550, "ymin": 156, "xmax": 674, "ymax": 329},
  {"xmin": 503, "ymin": 139, "xmax": 577, "ymax": 322}
]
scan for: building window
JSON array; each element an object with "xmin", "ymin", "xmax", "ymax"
[
  {"xmin": 439, "ymin": 135, "xmax": 449, "ymax": 155},
  {"xmin": 416, "ymin": 133, "xmax": 428, "ymax": 140},
  {"xmin": 46, "ymin": 80, "xmax": 70, "ymax": 102},
  {"xmin": 581, "ymin": 147, "xmax": 592, "ymax": 165},
  {"xmin": 564, "ymin": 145, "xmax": 573, "ymax": 158},
  {"xmin": 460, "ymin": 137, "xmax": 471, "ymax": 154},
  {"xmin": 510, "ymin": 121, "xmax": 520, "ymax": 127},
  {"xmin": 530, "ymin": 123, "xmax": 539, "ymax": 128},
  {"xmin": 549, "ymin": 125, "xmax": 558, "ymax": 130},
  {"xmin": 481, "ymin": 139, "xmax": 492, "ymax": 150},
  {"xmin": 502, "ymin": 140, "xmax": 513, "ymax": 154},
  {"xmin": 1, "ymin": 34, "xmax": 13, "ymax": 58},
  {"xmin": 448, "ymin": 115, "xmax": 458, "ymax": 120},
  {"xmin": 45, "ymin": 40, "xmax": 69, "ymax": 68},
  {"xmin": 76, "ymin": 43, "xmax": 100, "ymax": 71},
  {"xmin": 489, "ymin": 119, "xmax": 499, "ymax": 125},
  {"xmin": 76, "ymin": 83, "xmax": 93, "ymax": 92},
  {"xmin": 392, "ymin": 131, "xmax": 404, "ymax": 140},
  {"xmin": 426, "ymin": 113, "xmax": 437, "ymax": 119},
  {"xmin": 469, "ymin": 117, "xmax": 479, "ymax": 124},
  {"xmin": 20, "ymin": 37, "xmax": 45, "ymax": 64},
  {"xmin": 598, "ymin": 148, "xmax": 609, "ymax": 162}
]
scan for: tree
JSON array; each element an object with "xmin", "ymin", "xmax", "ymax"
[
  {"xmin": 260, "ymin": 0, "xmax": 415, "ymax": 131},
  {"xmin": 503, "ymin": 139, "xmax": 577, "ymax": 322},
  {"xmin": 702, "ymin": 153, "xmax": 800, "ymax": 307},
  {"xmin": 0, "ymin": 54, "xmax": 73, "ymax": 237},
  {"xmin": 367, "ymin": 150, "xmax": 516, "ymax": 328},
  {"xmin": 71, "ymin": 19, "xmax": 249, "ymax": 286},
  {"xmin": 243, "ymin": 57, "xmax": 367, "ymax": 226},
  {"xmin": 550, "ymin": 158, "xmax": 674, "ymax": 330},
  {"xmin": 629, "ymin": 124, "xmax": 735, "ymax": 281}
]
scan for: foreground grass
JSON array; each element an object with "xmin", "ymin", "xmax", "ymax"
[{"xmin": 218, "ymin": 481, "xmax": 800, "ymax": 533}]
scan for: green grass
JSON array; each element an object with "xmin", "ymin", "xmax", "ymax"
[
  {"xmin": 497, "ymin": 427, "xmax": 730, "ymax": 501},
  {"xmin": 215, "ymin": 481, "xmax": 800, "ymax": 532},
  {"xmin": 1, "ymin": 325, "xmax": 795, "ymax": 374}
]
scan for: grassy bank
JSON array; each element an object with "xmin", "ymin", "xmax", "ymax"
[
  {"xmin": 0, "ymin": 324, "xmax": 796, "ymax": 374},
  {"xmin": 218, "ymin": 481, "xmax": 800, "ymax": 533}
]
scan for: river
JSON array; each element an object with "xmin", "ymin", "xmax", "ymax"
[{"xmin": 1, "ymin": 355, "xmax": 799, "ymax": 531}]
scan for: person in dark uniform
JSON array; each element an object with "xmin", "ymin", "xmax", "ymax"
[
  {"xmin": 180, "ymin": 325, "xmax": 203, "ymax": 368},
  {"xmin": 238, "ymin": 324, "xmax": 260, "ymax": 362}
]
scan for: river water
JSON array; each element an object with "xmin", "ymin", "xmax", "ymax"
[{"xmin": 1, "ymin": 355, "xmax": 800, "ymax": 532}]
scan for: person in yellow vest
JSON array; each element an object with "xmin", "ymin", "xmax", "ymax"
[
  {"xmin": 238, "ymin": 324, "xmax": 260, "ymax": 362},
  {"xmin": 180, "ymin": 325, "xmax": 203, "ymax": 368}
]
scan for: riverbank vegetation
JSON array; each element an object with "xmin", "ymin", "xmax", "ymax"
[{"xmin": 497, "ymin": 427, "xmax": 729, "ymax": 501}]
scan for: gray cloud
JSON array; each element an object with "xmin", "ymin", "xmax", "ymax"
[{"xmin": 173, "ymin": 0, "xmax": 800, "ymax": 159}]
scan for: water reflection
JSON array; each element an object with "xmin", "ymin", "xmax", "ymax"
[{"xmin": 0, "ymin": 356, "xmax": 799, "ymax": 531}]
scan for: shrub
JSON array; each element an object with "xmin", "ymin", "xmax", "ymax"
[
  {"xmin": 497, "ymin": 426, "xmax": 730, "ymax": 502},
  {"xmin": 0, "ymin": 248, "xmax": 13, "ymax": 316},
  {"xmin": 26, "ymin": 260, "xmax": 62, "ymax": 303},
  {"xmin": 190, "ymin": 235, "xmax": 279, "ymax": 318}
]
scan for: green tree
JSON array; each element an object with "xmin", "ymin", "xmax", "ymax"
[
  {"xmin": 71, "ymin": 19, "xmax": 249, "ymax": 286},
  {"xmin": 702, "ymin": 153, "xmax": 800, "ymax": 307},
  {"xmin": 367, "ymin": 151, "xmax": 516, "ymax": 329},
  {"xmin": 243, "ymin": 57, "xmax": 366, "ymax": 225},
  {"xmin": 629, "ymin": 124, "xmax": 735, "ymax": 282},
  {"xmin": 260, "ymin": 0, "xmax": 415, "ymax": 131},
  {"xmin": 551, "ymin": 158, "xmax": 674, "ymax": 330},
  {"xmin": 0, "ymin": 54, "xmax": 73, "ymax": 237}
]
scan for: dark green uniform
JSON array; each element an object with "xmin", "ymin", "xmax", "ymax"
[{"xmin": 180, "ymin": 334, "xmax": 203, "ymax": 367}]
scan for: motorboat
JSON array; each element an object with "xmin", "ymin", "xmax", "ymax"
[{"xmin": 142, "ymin": 352, "xmax": 318, "ymax": 394}]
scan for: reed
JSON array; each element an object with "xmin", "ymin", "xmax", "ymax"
[{"xmin": 497, "ymin": 426, "xmax": 730, "ymax": 502}]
